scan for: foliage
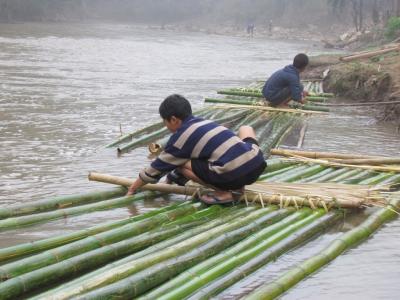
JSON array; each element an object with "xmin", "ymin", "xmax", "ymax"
[{"xmin": 385, "ymin": 16, "xmax": 400, "ymax": 39}]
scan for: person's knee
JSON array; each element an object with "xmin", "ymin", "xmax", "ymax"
[{"xmin": 238, "ymin": 125, "xmax": 256, "ymax": 139}]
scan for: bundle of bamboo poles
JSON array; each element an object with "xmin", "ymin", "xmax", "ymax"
[
  {"xmin": 244, "ymin": 195, "xmax": 400, "ymax": 300},
  {"xmin": 271, "ymin": 149, "xmax": 400, "ymax": 173},
  {"xmin": 88, "ymin": 172, "xmax": 389, "ymax": 209}
]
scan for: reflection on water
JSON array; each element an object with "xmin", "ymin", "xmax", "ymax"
[{"xmin": 0, "ymin": 23, "xmax": 399, "ymax": 299}]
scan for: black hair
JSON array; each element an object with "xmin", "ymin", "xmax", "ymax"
[
  {"xmin": 159, "ymin": 94, "xmax": 192, "ymax": 121},
  {"xmin": 293, "ymin": 53, "xmax": 309, "ymax": 70}
]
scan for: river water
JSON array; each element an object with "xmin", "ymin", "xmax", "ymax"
[{"xmin": 0, "ymin": 23, "xmax": 399, "ymax": 299}]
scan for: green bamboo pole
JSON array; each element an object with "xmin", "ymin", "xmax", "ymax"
[
  {"xmin": 185, "ymin": 210, "xmax": 342, "ymax": 300},
  {"xmin": 0, "ymin": 207, "xmax": 223, "ymax": 299},
  {"xmin": 296, "ymin": 167, "xmax": 336, "ymax": 183},
  {"xmin": 33, "ymin": 206, "xmax": 251, "ymax": 299},
  {"xmin": 376, "ymin": 173, "xmax": 400, "ymax": 187},
  {"xmin": 262, "ymin": 165, "xmax": 310, "ymax": 181},
  {"xmin": 205, "ymin": 97, "xmax": 259, "ymax": 106},
  {"xmin": 0, "ymin": 187, "xmax": 126, "ymax": 220},
  {"xmin": 340, "ymin": 170, "xmax": 375, "ymax": 184},
  {"xmin": 36, "ymin": 207, "xmax": 273, "ymax": 299},
  {"xmin": 328, "ymin": 169, "xmax": 364, "ymax": 183},
  {"xmin": 0, "ymin": 203, "xmax": 201, "ymax": 282},
  {"xmin": 262, "ymin": 158, "xmax": 298, "ymax": 174},
  {"xmin": 117, "ymin": 127, "xmax": 169, "ymax": 154},
  {"xmin": 0, "ymin": 202, "xmax": 188, "ymax": 264},
  {"xmin": 257, "ymin": 165, "xmax": 299, "ymax": 181},
  {"xmin": 140, "ymin": 208, "xmax": 306, "ymax": 300},
  {"xmin": 63, "ymin": 207, "xmax": 284, "ymax": 299},
  {"xmin": 0, "ymin": 192, "xmax": 157, "ymax": 232},
  {"xmin": 159, "ymin": 209, "xmax": 329, "ymax": 300},
  {"xmin": 357, "ymin": 172, "xmax": 394, "ymax": 185},
  {"xmin": 244, "ymin": 197, "xmax": 400, "ymax": 300},
  {"xmin": 308, "ymin": 167, "xmax": 351, "ymax": 183},
  {"xmin": 105, "ymin": 107, "xmax": 212, "ymax": 148}
]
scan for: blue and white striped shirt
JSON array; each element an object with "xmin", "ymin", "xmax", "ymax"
[{"xmin": 139, "ymin": 116, "xmax": 264, "ymax": 184}]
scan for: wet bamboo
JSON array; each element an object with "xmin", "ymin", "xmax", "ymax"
[
  {"xmin": 140, "ymin": 208, "xmax": 308, "ymax": 300},
  {"xmin": 34, "ymin": 206, "xmax": 251, "ymax": 300},
  {"xmin": 296, "ymin": 167, "xmax": 336, "ymax": 183},
  {"xmin": 307, "ymin": 167, "xmax": 350, "ymax": 183},
  {"xmin": 270, "ymin": 149, "xmax": 382, "ymax": 160},
  {"xmin": 296, "ymin": 122, "xmax": 307, "ymax": 149},
  {"xmin": 37, "ymin": 208, "xmax": 274, "ymax": 299},
  {"xmin": 376, "ymin": 173, "xmax": 400, "ymax": 187},
  {"xmin": 258, "ymin": 165, "xmax": 300, "ymax": 181},
  {"xmin": 0, "ymin": 192, "xmax": 158, "ymax": 232},
  {"xmin": 105, "ymin": 107, "xmax": 212, "ymax": 148},
  {"xmin": 117, "ymin": 127, "xmax": 169, "ymax": 154},
  {"xmin": 341, "ymin": 170, "xmax": 376, "ymax": 184},
  {"xmin": 357, "ymin": 172, "xmax": 394, "ymax": 185},
  {"xmin": 89, "ymin": 172, "xmax": 363, "ymax": 208},
  {"xmin": 0, "ymin": 187, "xmax": 126, "ymax": 220},
  {"xmin": 0, "ymin": 216, "xmax": 213, "ymax": 299},
  {"xmin": 0, "ymin": 202, "xmax": 186, "ymax": 264},
  {"xmin": 186, "ymin": 210, "xmax": 342, "ymax": 300},
  {"xmin": 0, "ymin": 203, "xmax": 201, "ymax": 282},
  {"xmin": 213, "ymin": 104, "xmax": 325, "ymax": 115},
  {"xmin": 205, "ymin": 97, "xmax": 259, "ymax": 106},
  {"xmin": 328, "ymin": 157, "xmax": 400, "ymax": 165},
  {"xmin": 75, "ymin": 207, "xmax": 283, "ymax": 299},
  {"xmin": 244, "ymin": 198, "xmax": 400, "ymax": 300}
]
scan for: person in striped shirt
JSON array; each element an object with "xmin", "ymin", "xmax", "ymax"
[{"xmin": 126, "ymin": 94, "xmax": 266, "ymax": 204}]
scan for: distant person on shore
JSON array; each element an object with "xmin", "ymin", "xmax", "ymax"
[
  {"xmin": 247, "ymin": 23, "xmax": 255, "ymax": 37},
  {"xmin": 268, "ymin": 20, "xmax": 273, "ymax": 34},
  {"xmin": 262, "ymin": 53, "xmax": 309, "ymax": 108},
  {"xmin": 126, "ymin": 94, "xmax": 266, "ymax": 205}
]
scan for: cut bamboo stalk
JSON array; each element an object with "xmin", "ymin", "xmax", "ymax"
[
  {"xmin": 339, "ymin": 45, "xmax": 400, "ymax": 62},
  {"xmin": 34, "ymin": 207, "xmax": 251, "ymax": 299},
  {"xmin": 74, "ymin": 207, "xmax": 282, "ymax": 299},
  {"xmin": 36, "ymin": 208, "xmax": 275, "ymax": 299},
  {"xmin": 328, "ymin": 157, "xmax": 400, "ymax": 165},
  {"xmin": 0, "ymin": 203, "xmax": 201, "ymax": 282},
  {"xmin": 244, "ymin": 197, "xmax": 400, "ymax": 300},
  {"xmin": 271, "ymin": 149, "xmax": 382, "ymax": 160},
  {"xmin": 213, "ymin": 104, "xmax": 325, "ymax": 115},
  {"xmin": 0, "ymin": 187, "xmax": 126, "ymax": 220},
  {"xmin": 0, "ymin": 192, "xmax": 158, "ymax": 232},
  {"xmin": 139, "ymin": 208, "xmax": 307, "ymax": 300},
  {"xmin": 307, "ymin": 167, "xmax": 351, "ymax": 183},
  {"xmin": 0, "ymin": 202, "xmax": 186, "ymax": 264},
  {"xmin": 88, "ymin": 172, "xmax": 369, "ymax": 208},
  {"xmin": 105, "ymin": 107, "xmax": 212, "ymax": 148},
  {"xmin": 184, "ymin": 210, "xmax": 342, "ymax": 300}
]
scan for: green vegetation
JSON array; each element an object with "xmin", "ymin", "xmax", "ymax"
[{"xmin": 385, "ymin": 16, "xmax": 400, "ymax": 40}]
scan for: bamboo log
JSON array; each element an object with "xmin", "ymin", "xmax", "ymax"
[
  {"xmin": 270, "ymin": 149, "xmax": 383, "ymax": 160},
  {"xmin": 105, "ymin": 107, "xmax": 212, "ymax": 148},
  {"xmin": 328, "ymin": 157, "xmax": 400, "ymax": 165},
  {"xmin": 244, "ymin": 197, "xmax": 400, "ymax": 300},
  {"xmin": 0, "ymin": 202, "xmax": 186, "ymax": 264},
  {"xmin": 140, "ymin": 208, "xmax": 307, "ymax": 300},
  {"xmin": 0, "ymin": 187, "xmax": 126, "ymax": 220},
  {"xmin": 34, "ymin": 207, "xmax": 251, "ymax": 299},
  {"xmin": 74, "ymin": 207, "xmax": 283, "ymax": 299},
  {"xmin": 88, "ymin": 172, "xmax": 365, "ymax": 209},
  {"xmin": 36, "ymin": 208, "xmax": 275, "ymax": 299},
  {"xmin": 184, "ymin": 211, "xmax": 342, "ymax": 300},
  {"xmin": 339, "ymin": 45, "xmax": 400, "ymax": 62},
  {"xmin": 213, "ymin": 104, "xmax": 325, "ymax": 115},
  {"xmin": 0, "ymin": 203, "xmax": 201, "ymax": 282}
]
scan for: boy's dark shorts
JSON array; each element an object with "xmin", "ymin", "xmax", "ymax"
[{"xmin": 191, "ymin": 137, "xmax": 266, "ymax": 190}]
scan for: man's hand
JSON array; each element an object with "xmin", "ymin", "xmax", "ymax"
[{"xmin": 125, "ymin": 178, "xmax": 145, "ymax": 196}]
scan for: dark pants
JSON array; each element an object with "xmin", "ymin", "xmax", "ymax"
[{"xmin": 265, "ymin": 87, "xmax": 291, "ymax": 107}]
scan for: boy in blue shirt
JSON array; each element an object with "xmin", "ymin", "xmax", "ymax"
[
  {"xmin": 126, "ymin": 94, "xmax": 266, "ymax": 204},
  {"xmin": 262, "ymin": 53, "xmax": 309, "ymax": 108}
]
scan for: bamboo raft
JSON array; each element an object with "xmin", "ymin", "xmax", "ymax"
[{"xmin": 1, "ymin": 81, "xmax": 399, "ymax": 299}]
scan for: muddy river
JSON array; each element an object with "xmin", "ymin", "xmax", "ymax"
[{"xmin": 0, "ymin": 23, "xmax": 399, "ymax": 299}]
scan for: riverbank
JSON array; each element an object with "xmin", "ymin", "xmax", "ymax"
[{"xmin": 304, "ymin": 45, "xmax": 400, "ymax": 129}]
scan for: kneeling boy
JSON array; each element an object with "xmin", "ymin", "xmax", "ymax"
[{"xmin": 126, "ymin": 94, "xmax": 266, "ymax": 204}]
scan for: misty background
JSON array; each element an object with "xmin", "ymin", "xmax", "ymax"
[{"xmin": 1, "ymin": 0, "xmax": 399, "ymax": 34}]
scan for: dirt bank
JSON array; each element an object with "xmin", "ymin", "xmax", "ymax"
[{"xmin": 304, "ymin": 47, "xmax": 400, "ymax": 128}]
